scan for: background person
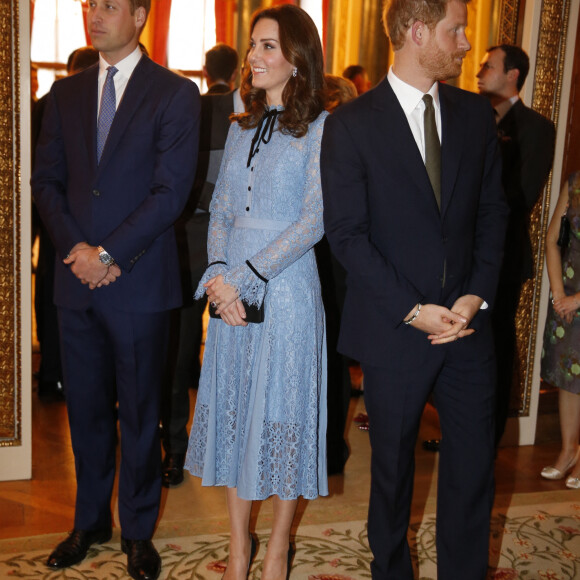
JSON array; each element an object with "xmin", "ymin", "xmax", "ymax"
[
  {"xmin": 317, "ymin": 73, "xmax": 358, "ymax": 475},
  {"xmin": 32, "ymin": 46, "xmax": 99, "ymax": 402},
  {"xmin": 161, "ymin": 43, "xmax": 239, "ymax": 488},
  {"xmin": 204, "ymin": 42, "xmax": 239, "ymax": 94},
  {"xmin": 477, "ymin": 44, "xmax": 556, "ymax": 446},
  {"xmin": 342, "ymin": 64, "xmax": 370, "ymax": 95},
  {"xmin": 540, "ymin": 171, "xmax": 580, "ymax": 489},
  {"xmin": 184, "ymin": 6, "xmax": 328, "ymax": 579}
]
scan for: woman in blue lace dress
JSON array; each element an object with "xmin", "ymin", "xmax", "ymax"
[
  {"xmin": 541, "ymin": 171, "xmax": 580, "ymax": 489},
  {"xmin": 184, "ymin": 5, "xmax": 328, "ymax": 579}
]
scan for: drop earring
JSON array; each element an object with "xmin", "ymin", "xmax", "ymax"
[{"xmin": 292, "ymin": 67, "xmax": 297, "ymax": 77}]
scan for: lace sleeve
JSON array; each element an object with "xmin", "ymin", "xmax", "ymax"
[
  {"xmin": 194, "ymin": 125, "xmax": 237, "ymax": 299},
  {"xmin": 223, "ymin": 112, "xmax": 328, "ymax": 306}
]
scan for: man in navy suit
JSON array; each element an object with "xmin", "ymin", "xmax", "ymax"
[
  {"xmin": 32, "ymin": 1, "xmax": 200, "ymax": 578},
  {"xmin": 321, "ymin": 1, "xmax": 508, "ymax": 578},
  {"xmin": 477, "ymin": 44, "xmax": 555, "ymax": 446}
]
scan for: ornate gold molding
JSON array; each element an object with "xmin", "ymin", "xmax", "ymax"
[
  {"xmin": 0, "ymin": 0, "xmax": 21, "ymax": 447},
  {"xmin": 497, "ymin": 0, "xmax": 522, "ymax": 44},
  {"xmin": 499, "ymin": 0, "xmax": 571, "ymax": 417}
]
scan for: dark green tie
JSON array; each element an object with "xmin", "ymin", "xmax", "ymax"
[{"xmin": 423, "ymin": 94, "xmax": 441, "ymax": 210}]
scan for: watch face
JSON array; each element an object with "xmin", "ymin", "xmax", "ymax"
[{"xmin": 99, "ymin": 251, "xmax": 114, "ymax": 266}]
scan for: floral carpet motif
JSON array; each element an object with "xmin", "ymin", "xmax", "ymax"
[{"xmin": 1, "ymin": 503, "xmax": 579, "ymax": 579}]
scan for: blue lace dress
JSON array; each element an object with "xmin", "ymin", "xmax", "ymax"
[{"xmin": 184, "ymin": 109, "xmax": 329, "ymax": 500}]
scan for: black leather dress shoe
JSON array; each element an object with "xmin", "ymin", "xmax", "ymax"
[
  {"xmin": 162, "ymin": 453, "xmax": 185, "ymax": 488},
  {"xmin": 121, "ymin": 537, "xmax": 161, "ymax": 580},
  {"xmin": 46, "ymin": 528, "xmax": 112, "ymax": 568}
]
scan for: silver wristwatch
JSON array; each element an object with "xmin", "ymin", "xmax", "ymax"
[{"xmin": 97, "ymin": 245, "xmax": 115, "ymax": 266}]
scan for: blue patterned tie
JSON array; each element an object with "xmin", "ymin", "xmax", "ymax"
[{"xmin": 97, "ymin": 66, "xmax": 118, "ymax": 163}]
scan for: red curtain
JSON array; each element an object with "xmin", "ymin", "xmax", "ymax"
[
  {"xmin": 322, "ymin": 0, "xmax": 329, "ymax": 56},
  {"xmin": 215, "ymin": 0, "xmax": 235, "ymax": 45},
  {"xmin": 151, "ymin": 0, "xmax": 173, "ymax": 66},
  {"xmin": 81, "ymin": 1, "xmax": 91, "ymax": 46}
]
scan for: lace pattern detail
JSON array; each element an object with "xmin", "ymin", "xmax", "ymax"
[
  {"xmin": 185, "ymin": 112, "xmax": 328, "ymax": 500},
  {"xmin": 195, "ymin": 112, "xmax": 328, "ymax": 306}
]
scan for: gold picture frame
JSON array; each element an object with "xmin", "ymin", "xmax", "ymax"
[{"xmin": 0, "ymin": 0, "xmax": 22, "ymax": 447}]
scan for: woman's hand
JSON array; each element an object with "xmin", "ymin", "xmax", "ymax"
[
  {"xmin": 205, "ymin": 275, "xmax": 253, "ymax": 325},
  {"xmin": 205, "ymin": 275, "xmax": 239, "ymax": 314},
  {"xmin": 218, "ymin": 299, "xmax": 249, "ymax": 327},
  {"xmin": 553, "ymin": 294, "xmax": 579, "ymax": 324}
]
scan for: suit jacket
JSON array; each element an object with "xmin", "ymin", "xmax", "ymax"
[
  {"xmin": 206, "ymin": 83, "xmax": 232, "ymax": 95},
  {"xmin": 175, "ymin": 90, "xmax": 234, "ymax": 296},
  {"xmin": 497, "ymin": 99, "xmax": 555, "ymax": 283},
  {"xmin": 191, "ymin": 90, "xmax": 235, "ymax": 213},
  {"xmin": 32, "ymin": 56, "xmax": 201, "ymax": 313},
  {"xmin": 321, "ymin": 77, "xmax": 509, "ymax": 366}
]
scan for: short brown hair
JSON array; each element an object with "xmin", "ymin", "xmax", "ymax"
[
  {"xmin": 129, "ymin": 0, "xmax": 150, "ymax": 14},
  {"xmin": 234, "ymin": 4, "xmax": 325, "ymax": 139},
  {"xmin": 205, "ymin": 43, "xmax": 239, "ymax": 83},
  {"xmin": 129, "ymin": 0, "xmax": 150, "ymax": 30},
  {"xmin": 383, "ymin": 0, "xmax": 469, "ymax": 51}
]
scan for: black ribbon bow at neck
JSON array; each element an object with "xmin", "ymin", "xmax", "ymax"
[{"xmin": 247, "ymin": 109, "xmax": 280, "ymax": 167}]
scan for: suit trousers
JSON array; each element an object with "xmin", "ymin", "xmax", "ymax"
[
  {"xmin": 361, "ymin": 327, "xmax": 496, "ymax": 580},
  {"xmin": 162, "ymin": 212, "xmax": 210, "ymax": 454},
  {"xmin": 491, "ymin": 279, "xmax": 524, "ymax": 446},
  {"xmin": 58, "ymin": 304, "xmax": 170, "ymax": 539}
]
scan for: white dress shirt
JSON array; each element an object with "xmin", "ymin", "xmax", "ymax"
[
  {"xmin": 97, "ymin": 46, "xmax": 143, "ymax": 118},
  {"xmin": 387, "ymin": 67, "xmax": 441, "ymax": 162}
]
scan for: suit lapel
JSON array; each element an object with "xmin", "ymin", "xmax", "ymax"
[
  {"xmin": 96, "ymin": 56, "xmax": 152, "ymax": 172},
  {"xmin": 81, "ymin": 65, "xmax": 99, "ymax": 173},
  {"xmin": 374, "ymin": 79, "xmax": 440, "ymax": 213},
  {"xmin": 439, "ymin": 85, "xmax": 465, "ymax": 217}
]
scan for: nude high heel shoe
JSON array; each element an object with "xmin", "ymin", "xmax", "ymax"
[{"xmin": 541, "ymin": 448, "xmax": 580, "ymax": 480}]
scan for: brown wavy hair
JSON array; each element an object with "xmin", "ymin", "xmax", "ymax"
[{"xmin": 233, "ymin": 4, "xmax": 325, "ymax": 138}]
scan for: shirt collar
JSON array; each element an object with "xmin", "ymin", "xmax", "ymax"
[
  {"xmin": 494, "ymin": 95, "xmax": 519, "ymax": 121},
  {"xmin": 388, "ymin": 66, "xmax": 440, "ymax": 114},
  {"xmin": 99, "ymin": 45, "xmax": 142, "ymax": 79}
]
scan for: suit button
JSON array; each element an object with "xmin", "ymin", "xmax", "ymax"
[{"xmin": 92, "ymin": 189, "xmax": 100, "ymax": 197}]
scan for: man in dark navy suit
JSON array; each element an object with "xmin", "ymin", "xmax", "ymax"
[
  {"xmin": 32, "ymin": 1, "xmax": 200, "ymax": 578},
  {"xmin": 321, "ymin": 0, "xmax": 508, "ymax": 578},
  {"xmin": 477, "ymin": 44, "xmax": 555, "ymax": 446}
]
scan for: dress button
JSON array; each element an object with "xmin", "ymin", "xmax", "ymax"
[
  {"xmin": 251, "ymin": 167, "xmax": 254, "ymax": 172},
  {"xmin": 246, "ymin": 207, "xmax": 250, "ymax": 211},
  {"xmin": 92, "ymin": 189, "xmax": 100, "ymax": 196},
  {"xmin": 248, "ymin": 186, "xmax": 251, "ymax": 191}
]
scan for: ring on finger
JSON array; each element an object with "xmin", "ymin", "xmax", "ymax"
[{"xmin": 210, "ymin": 301, "xmax": 217, "ymax": 308}]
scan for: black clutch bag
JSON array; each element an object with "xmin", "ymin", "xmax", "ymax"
[
  {"xmin": 557, "ymin": 214, "xmax": 571, "ymax": 249},
  {"xmin": 209, "ymin": 300, "xmax": 265, "ymax": 324}
]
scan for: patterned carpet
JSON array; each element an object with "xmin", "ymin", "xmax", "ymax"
[{"xmin": 1, "ymin": 502, "xmax": 579, "ymax": 579}]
